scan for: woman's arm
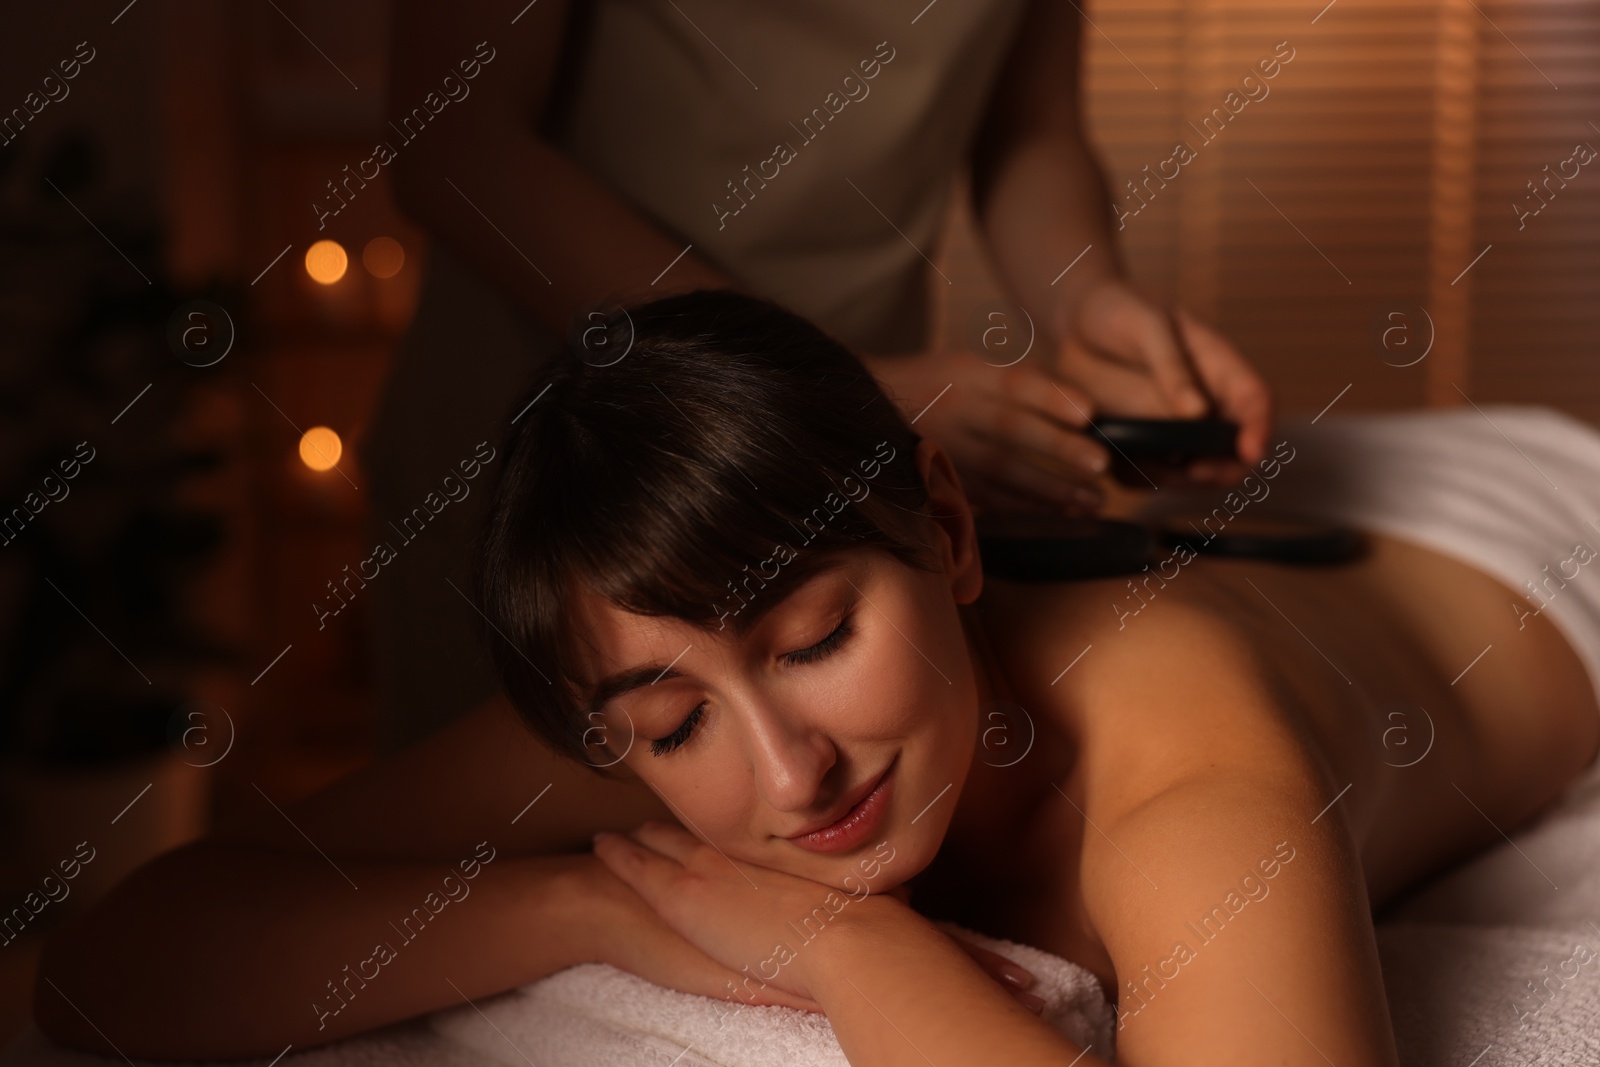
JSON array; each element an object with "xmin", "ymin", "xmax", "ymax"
[
  {"xmin": 387, "ymin": 0, "xmax": 734, "ymax": 335},
  {"xmin": 1070, "ymin": 602, "xmax": 1402, "ymax": 1067},
  {"xmin": 34, "ymin": 694, "xmax": 804, "ymax": 1059},
  {"xmin": 591, "ymin": 823, "xmax": 1082, "ymax": 1066},
  {"xmin": 35, "ymin": 846, "xmax": 593, "ymax": 1057},
  {"xmin": 1084, "ymin": 778, "xmax": 1395, "ymax": 1066},
  {"xmin": 801, "ymin": 898, "xmax": 1108, "ymax": 1067},
  {"xmin": 802, "ymin": 779, "xmax": 1393, "ymax": 1067}
]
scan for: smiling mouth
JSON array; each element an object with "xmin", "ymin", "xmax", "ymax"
[{"xmin": 783, "ymin": 754, "xmax": 897, "ymax": 850}]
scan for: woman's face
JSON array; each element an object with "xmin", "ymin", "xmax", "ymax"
[{"xmin": 571, "ymin": 439, "xmax": 987, "ymax": 894}]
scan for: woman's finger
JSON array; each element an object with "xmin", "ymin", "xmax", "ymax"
[
  {"xmin": 598, "ymin": 881, "xmax": 824, "ymax": 1014},
  {"xmin": 947, "ymin": 937, "xmax": 1045, "ymax": 1015},
  {"xmin": 736, "ymin": 985, "xmax": 825, "ymax": 1014},
  {"xmin": 626, "ymin": 819, "xmax": 702, "ymax": 863},
  {"xmin": 1016, "ymin": 990, "xmax": 1046, "ymax": 1015},
  {"xmin": 951, "ymin": 939, "xmax": 1038, "ymax": 991},
  {"xmin": 592, "ymin": 829, "xmax": 673, "ymax": 895}
]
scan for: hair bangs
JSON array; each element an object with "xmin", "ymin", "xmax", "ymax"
[{"xmin": 473, "ymin": 290, "xmax": 942, "ymax": 771}]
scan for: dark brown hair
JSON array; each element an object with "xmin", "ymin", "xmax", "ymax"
[{"xmin": 472, "ymin": 290, "xmax": 942, "ymax": 774}]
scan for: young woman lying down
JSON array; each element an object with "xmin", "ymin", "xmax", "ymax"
[{"xmin": 36, "ymin": 291, "xmax": 1600, "ymax": 1065}]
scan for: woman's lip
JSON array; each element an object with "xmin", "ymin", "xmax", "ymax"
[{"xmin": 785, "ymin": 756, "xmax": 896, "ymax": 853}]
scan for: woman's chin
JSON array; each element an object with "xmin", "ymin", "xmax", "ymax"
[{"xmin": 751, "ymin": 832, "xmax": 930, "ymax": 896}]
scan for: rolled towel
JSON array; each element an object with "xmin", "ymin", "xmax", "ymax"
[{"xmin": 429, "ymin": 920, "xmax": 1116, "ymax": 1066}]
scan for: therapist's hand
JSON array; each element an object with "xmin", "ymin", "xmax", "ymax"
[
  {"xmin": 1054, "ymin": 277, "xmax": 1275, "ymax": 486},
  {"xmin": 860, "ymin": 349, "xmax": 1111, "ymax": 518}
]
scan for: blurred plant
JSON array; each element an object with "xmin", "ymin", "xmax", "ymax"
[{"xmin": 0, "ymin": 127, "xmax": 242, "ymax": 766}]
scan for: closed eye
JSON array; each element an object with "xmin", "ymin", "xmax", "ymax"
[
  {"xmin": 648, "ymin": 609, "xmax": 858, "ymax": 757},
  {"xmin": 782, "ymin": 609, "xmax": 855, "ymax": 666},
  {"xmin": 650, "ymin": 703, "xmax": 704, "ymax": 757}
]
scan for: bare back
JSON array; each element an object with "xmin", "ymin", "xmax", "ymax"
[{"xmin": 921, "ymin": 529, "xmax": 1600, "ymax": 994}]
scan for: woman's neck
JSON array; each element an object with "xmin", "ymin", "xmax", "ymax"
[
  {"xmin": 942, "ymin": 590, "xmax": 1069, "ymax": 857},
  {"xmin": 897, "ymin": 590, "xmax": 1070, "ymax": 919}
]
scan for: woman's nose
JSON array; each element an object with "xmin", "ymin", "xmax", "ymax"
[{"xmin": 742, "ymin": 700, "xmax": 837, "ymax": 814}]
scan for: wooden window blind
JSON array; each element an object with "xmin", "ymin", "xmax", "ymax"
[{"xmin": 935, "ymin": 0, "xmax": 1600, "ymax": 420}]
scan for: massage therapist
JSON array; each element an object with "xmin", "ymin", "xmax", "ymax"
[{"xmin": 356, "ymin": 0, "xmax": 1276, "ymax": 749}]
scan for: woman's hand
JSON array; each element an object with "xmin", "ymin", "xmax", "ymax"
[
  {"xmin": 570, "ymin": 848, "xmax": 824, "ymax": 1013},
  {"xmin": 948, "ymin": 936, "xmax": 1047, "ymax": 1016},
  {"xmin": 886, "ymin": 884, "xmax": 1046, "ymax": 1016},
  {"xmin": 859, "ymin": 348, "xmax": 1111, "ymax": 518},
  {"xmin": 592, "ymin": 822, "xmax": 1046, "ymax": 1015},
  {"xmin": 592, "ymin": 820, "xmax": 879, "ymax": 1003},
  {"xmin": 1053, "ymin": 276, "xmax": 1275, "ymax": 486}
]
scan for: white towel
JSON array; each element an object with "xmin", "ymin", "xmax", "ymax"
[
  {"xmin": 427, "ymin": 921, "xmax": 1116, "ymax": 1066},
  {"xmin": 1374, "ymin": 774, "xmax": 1600, "ymax": 1065},
  {"xmin": 0, "ymin": 922, "xmax": 1113, "ymax": 1067}
]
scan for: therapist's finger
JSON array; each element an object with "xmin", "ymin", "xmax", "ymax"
[
  {"xmin": 1077, "ymin": 285, "xmax": 1209, "ymax": 418},
  {"xmin": 1174, "ymin": 308, "xmax": 1275, "ymax": 466},
  {"xmin": 989, "ymin": 363, "xmax": 1097, "ymax": 428},
  {"xmin": 1056, "ymin": 344, "xmax": 1178, "ymax": 418},
  {"xmin": 981, "ymin": 377, "xmax": 1109, "ymax": 475},
  {"xmin": 959, "ymin": 425, "xmax": 1105, "ymax": 512}
]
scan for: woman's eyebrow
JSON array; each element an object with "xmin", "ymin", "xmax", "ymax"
[
  {"xmin": 585, "ymin": 558, "xmax": 859, "ymax": 714},
  {"xmin": 586, "ymin": 663, "xmax": 686, "ymax": 717},
  {"xmin": 721, "ymin": 555, "xmax": 856, "ymax": 639}
]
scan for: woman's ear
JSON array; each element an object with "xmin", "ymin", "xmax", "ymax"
[{"xmin": 913, "ymin": 436, "xmax": 983, "ymax": 605}]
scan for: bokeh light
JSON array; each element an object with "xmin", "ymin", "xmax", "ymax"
[
  {"xmin": 298, "ymin": 426, "xmax": 343, "ymax": 471},
  {"xmin": 362, "ymin": 236, "xmax": 405, "ymax": 279},
  {"xmin": 304, "ymin": 240, "xmax": 348, "ymax": 285}
]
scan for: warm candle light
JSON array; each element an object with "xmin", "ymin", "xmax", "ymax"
[
  {"xmin": 304, "ymin": 240, "xmax": 348, "ymax": 285},
  {"xmin": 298, "ymin": 426, "xmax": 343, "ymax": 471},
  {"xmin": 363, "ymin": 236, "xmax": 405, "ymax": 279}
]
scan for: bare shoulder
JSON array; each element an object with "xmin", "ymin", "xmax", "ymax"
[
  {"xmin": 984, "ymin": 580, "xmax": 1398, "ymax": 1063},
  {"xmin": 218, "ymin": 691, "xmax": 674, "ymax": 861},
  {"xmin": 987, "ymin": 577, "xmax": 1327, "ymax": 818}
]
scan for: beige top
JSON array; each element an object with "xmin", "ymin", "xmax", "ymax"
[
  {"xmin": 548, "ymin": 0, "xmax": 1029, "ymax": 353},
  {"xmin": 363, "ymin": 0, "xmax": 1029, "ymax": 504}
]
